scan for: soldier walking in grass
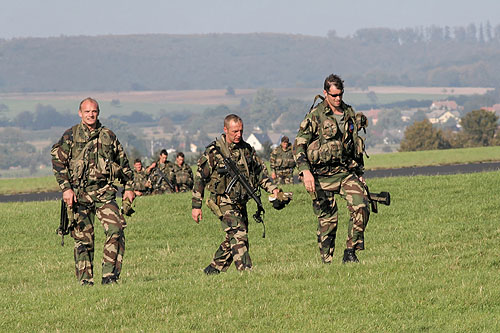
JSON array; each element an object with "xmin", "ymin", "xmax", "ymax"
[
  {"xmin": 270, "ymin": 135, "xmax": 296, "ymax": 184},
  {"xmin": 294, "ymin": 74, "xmax": 370, "ymax": 264},
  {"xmin": 173, "ymin": 152, "xmax": 194, "ymax": 192},
  {"xmin": 191, "ymin": 114, "xmax": 280, "ymax": 274},
  {"xmin": 51, "ymin": 97, "xmax": 135, "ymax": 285}
]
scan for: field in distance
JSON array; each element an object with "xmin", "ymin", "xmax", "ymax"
[{"xmin": 0, "ymin": 86, "xmax": 493, "ymax": 118}]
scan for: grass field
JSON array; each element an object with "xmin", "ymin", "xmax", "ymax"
[
  {"xmin": 1, "ymin": 171, "xmax": 499, "ymax": 331},
  {"xmin": 365, "ymin": 146, "xmax": 500, "ymax": 169},
  {"xmin": 0, "ymin": 86, "xmax": 487, "ymax": 118}
]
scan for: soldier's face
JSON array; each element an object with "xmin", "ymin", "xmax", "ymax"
[
  {"xmin": 176, "ymin": 156, "xmax": 184, "ymax": 166},
  {"xmin": 134, "ymin": 162, "xmax": 142, "ymax": 171},
  {"xmin": 78, "ymin": 100, "xmax": 99, "ymax": 129},
  {"xmin": 324, "ymin": 86, "xmax": 343, "ymax": 109},
  {"xmin": 159, "ymin": 153, "xmax": 168, "ymax": 163},
  {"xmin": 224, "ymin": 120, "xmax": 243, "ymax": 144},
  {"xmin": 281, "ymin": 141, "xmax": 288, "ymax": 149}
]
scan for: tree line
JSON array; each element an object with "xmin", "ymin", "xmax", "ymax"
[
  {"xmin": 400, "ymin": 109, "xmax": 500, "ymax": 151},
  {"xmin": 2, "ymin": 22, "xmax": 500, "ymax": 93}
]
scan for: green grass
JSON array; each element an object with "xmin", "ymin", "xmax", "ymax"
[
  {"xmin": 0, "ymin": 175, "xmax": 59, "ymax": 195},
  {"xmin": 365, "ymin": 145, "xmax": 500, "ymax": 169},
  {"xmin": 1, "ymin": 172, "xmax": 499, "ymax": 331}
]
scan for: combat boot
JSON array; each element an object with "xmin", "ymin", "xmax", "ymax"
[
  {"xmin": 102, "ymin": 276, "xmax": 118, "ymax": 285},
  {"xmin": 342, "ymin": 249, "xmax": 359, "ymax": 263},
  {"xmin": 203, "ymin": 265, "xmax": 220, "ymax": 275}
]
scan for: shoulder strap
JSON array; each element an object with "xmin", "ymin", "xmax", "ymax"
[{"xmin": 310, "ymin": 95, "xmax": 325, "ymax": 111}]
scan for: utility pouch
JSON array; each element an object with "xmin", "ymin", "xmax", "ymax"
[{"xmin": 206, "ymin": 197, "xmax": 223, "ymax": 220}]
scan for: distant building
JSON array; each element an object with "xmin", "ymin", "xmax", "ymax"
[
  {"xmin": 480, "ymin": 104, "xmax": 500, "ymax": 117},
  {"xmin": 360, "ymin": 108, "xmax": 381, "ymax": 125},
  {"xmin": 246, "ymin": 133, "xmax": 272, "ymax": 151},
  {"xmin": 427, "ymin": 110, "xmax": 460, "ymax": 124},
  {"xmin": 430, "ymin": 100, "xmax": 458, "ymax": 111}
]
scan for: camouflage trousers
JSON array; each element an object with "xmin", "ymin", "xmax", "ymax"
[
  {"xmin": 70, "ymin": 193, "xmax": 126, "ymax": 284},
  {"xmin": 209, "ymin": 200, "xmax": 252, "ymax": 272},
  {"xmin": 275, "ymin": 169, "xmax": 294, "ymax": 185},
  {"xmin": 311, "ymin": 172, "xmax": 370, "ymax": 263}
]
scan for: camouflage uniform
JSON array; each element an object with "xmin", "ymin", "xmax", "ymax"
[
  {"xmin": 51, "ymin": 121, "xmax": 134, "ymax": 284},
  {"xmin": 149, "ymin": 161, "xmax": 176, "ymax": 194},
  {"xmin": 270, "ymin": 145, "xmax": 296, "ymax": 184},
  {"xmin": 294, "ymin": 97, "xmax": 370, "ymax": 263},
  {"xmin": 173, "ymin": 162, "xmax": 194, "ymax": 192},
  {"xmin": 133, "ymin": 167, "xmax": 151, "ymax": 195},
  {"xmin": 192, "ymin": 134, "xmax": 277, "ymax": 271}
]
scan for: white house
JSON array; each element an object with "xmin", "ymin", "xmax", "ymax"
[{"xmin": 246, "ymin": 133, "xmax": 272, "ymax": 151}]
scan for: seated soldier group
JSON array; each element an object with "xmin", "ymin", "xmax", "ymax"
[{"xmin": 133, "ymin": 150, "xmax": 194, "ymax": 196}]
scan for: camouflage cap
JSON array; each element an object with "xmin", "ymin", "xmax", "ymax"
[{"xmin": 281, "ymin": 136, "xmax": 289, "ymax": 143}]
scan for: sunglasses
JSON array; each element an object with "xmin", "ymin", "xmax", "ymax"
[{"xmin": 326, "ymin": 90, "xmax": 344, "ymax": 98}]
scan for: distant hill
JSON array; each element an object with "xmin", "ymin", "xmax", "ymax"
[{"xmin": 1, "ymin": 27, "xmax": 500, "ymax": 92}]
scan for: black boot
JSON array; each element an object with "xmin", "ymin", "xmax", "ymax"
[
  {"xmin": 342, "ymin": 249, "xmax": 359, "ymax": 263},
  {"xmin": 102, "ymin": 276, "xmax": 118, "ymax": 284},
  {"xmin": 203, "ymin": 265, "xmax": 220, "ymax": 275}
]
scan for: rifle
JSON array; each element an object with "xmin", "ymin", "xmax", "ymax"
[
  {"xmin": 364, "ymin": 184, "xmax": 390, "ymax": 213},
  {"xmin": 153, "ymin": 167, "xmax": 176, "ymax": 192},
  {"xmin": 212, "ymin": 144, "xmax": 267, "ymax": 238},
  {"xmin": 56, "ymin": 199, "xmax": 71, "ymax": 246}
]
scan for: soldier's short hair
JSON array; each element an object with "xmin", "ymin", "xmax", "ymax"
[
  {"xmin": 134, "ymin": 158, "xmax": 142, "ymax": 164},
  {"xmin": 160, "ymin": 149, "xmax": 168, "ymax": 156},
  {"xmin": 324, "ymin": 74, "xmax": 344, "ymax": 92},
  {"xmin": 79, "ymin": 97, "xmax": 100, "ymax": 112},
  {"xmin": 224, "ymin": 114, "xmax": 243, "ymax": 129},
  {"xmin": 176, "ymin": 152, "xmax": 185, "ymax": 158},
  {"xmin": 281, "ymin": 136, "xmax": 289, "ymax": 143}
]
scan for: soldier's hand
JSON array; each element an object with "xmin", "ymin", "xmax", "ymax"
[
  {"xmin": 63, "ymin": 189, "xmax": 76, "ymax": 208},
  {"xmin": 123, "ymin": 190, "xmax": 136, "ymax": 203},
  {"xmin": 302, "ymin": 170, "xmax": 315, "ymax": 193},
  {"xmin": 192, "ymin": 208, "xmax": 202, "ymax": 223},
  {"xmin": 271, "ymin": 172, "xmax": 276, "ymax": 180}
]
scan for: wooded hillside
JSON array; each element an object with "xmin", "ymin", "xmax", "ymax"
[{"xmin": 1, "ymin": 23, "xmax": 500, "ymax": 92}]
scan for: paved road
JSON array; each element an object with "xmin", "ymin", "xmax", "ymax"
[{"xmin": 1, "ymin": 161, "xmax": 499, "ymax": 203}]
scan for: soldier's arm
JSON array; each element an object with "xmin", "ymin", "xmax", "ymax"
[
  {"xmin": 114, "ymin": 137, "xmax": 135, "ymax": 192},
  {"xmin": 51, "ymin": 129, "xmax": 73, "ymax": 192},
  {"xmin": 187, "ymin": 165, "xmax": 194, "ymax": 186},
  {"xmin": 269, "ymin": 149, "xmax": 277, "ymax": 173},
  {"xmin": 191, "ymin": 153, "xmax": 212, "ymax": 209},
  {"xmin": 293, "ymin": 115, "xmax": 315, "ymax": 174}
]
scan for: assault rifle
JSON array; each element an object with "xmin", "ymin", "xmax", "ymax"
[
  {"xmin": 56, "ymin": 199, "xmax": 71, "ymax": 246},
  {"xmin": 212, "ymin": 144, "xmax": 267, "ymax": 238},
  {"xmin": 153, "ymin": 167, "xmax": 176, "ymax": 192}
]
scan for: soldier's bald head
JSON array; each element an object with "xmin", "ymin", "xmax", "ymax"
[
  {"xmin": 79, "ymin": 97, "xmax": 100, "ymax": 112},
  {"xmin": 224, "ymin": 114, "xmax": 242, "ymax": 129}
]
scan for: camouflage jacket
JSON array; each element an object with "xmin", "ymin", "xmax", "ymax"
[
  {"xmin": 149, "ymin": 160, "xmax": 176, "ymax": 193},
  {"xmin": 173, "ymin": 163, "xmax": 194, "ymax": 191},
  {"xmin": 192, "ymin": 134, "xmax": 277, "ymax": 209},
  {"xmin": 294, "ymin": 97, "xmax": 366, "ymax": 177},
  {"xmin": 51, "ymin": 121, "xmax": 134, "ymax": 195},
  {"xmin": 270, "ymin": 145, "xmax": 296, "ymax": 172},
  {"xmin": 133, "ymin": 168, "xmax": 150, "ymax": 192}
]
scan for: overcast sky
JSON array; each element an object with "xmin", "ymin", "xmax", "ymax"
[{"xmin": 1, "ymin": 0, "xmax": 499, "ymax": 39}]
